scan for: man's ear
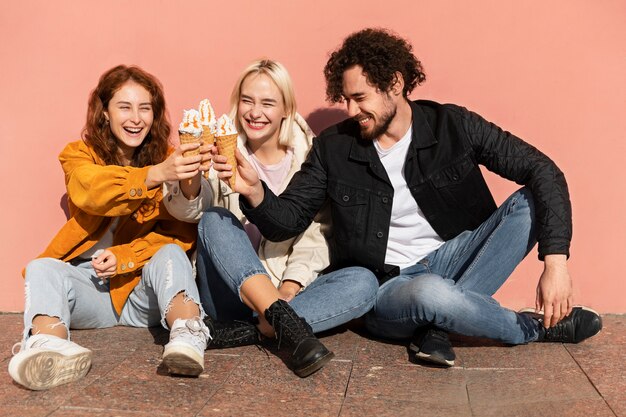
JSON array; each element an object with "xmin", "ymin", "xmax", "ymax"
[{"xmin": 391, "ymin": 71, "xmax": 405, "ymax": 96}]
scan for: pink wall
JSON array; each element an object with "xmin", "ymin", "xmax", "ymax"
[{"xmin": 1, "ymin": 1, "xmax": 624, "ymax": 313}]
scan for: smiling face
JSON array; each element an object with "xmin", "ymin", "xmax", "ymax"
[
  {"xmin": 342, "ymin": 65, "xmax": 397, "ymax": 141},
  {"xmin": 103, "ymin": 81, "xmax": 154, "ymax": 163},
  {"xmin": 237, "ymin": 73, "xmax": 286, "ymax": 147}
]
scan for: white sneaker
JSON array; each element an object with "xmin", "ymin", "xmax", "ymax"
[
  {"xmin": 162, "ymin": 317, "xmax": 211, "ymax": 376},
  {"xmin": 8, "ymin": 334, "xmax": 92, "ymax": 390}
]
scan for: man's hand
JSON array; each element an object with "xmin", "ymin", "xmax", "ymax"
[
  {"xmin": 91, "ymin": 249, "xmax": 117, "ymax": 283},
  {"xmin": 212, "ymin": 148, "xmax": 265, "ymax": 207},
  {"xmin": 277, "ymin": 280, "xmax": 302, "ymax": 302},
  {"xmin": 535, "ymin": 254, "xmax": 573, "ymax": 328}
]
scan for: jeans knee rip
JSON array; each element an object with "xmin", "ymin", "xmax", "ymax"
[
  {"xmin": 162, "ymin": 291, "xmax": 203, "ymax": 329},
  {"xmin": 26, "ymin": 315, "xmax": 69, "ymax": 340}
]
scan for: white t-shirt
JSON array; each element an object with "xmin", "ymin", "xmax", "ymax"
[
  {"xmin": 78, "ymin": 218, "xmax": 119, "ymax": 260},
  {"xmin": 374, "ymin": 127, "xmax": 444, "ymax": 269}
]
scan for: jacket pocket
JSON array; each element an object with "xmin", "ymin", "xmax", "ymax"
[
  {"xmin": 431, "ymin": 157, "xmax": 474, "ymax": 188},
  {"xmin": 327, "ymin": 182, "xmax": 368, "ymax": 240},
  {"xmin": 430, "ymin": 157, "xmax": 491, "ymax": 218}
]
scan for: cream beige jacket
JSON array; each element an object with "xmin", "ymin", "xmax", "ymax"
[{"xmin": 164, "ymin": 113, "xmax": 329, "ymax": 290}]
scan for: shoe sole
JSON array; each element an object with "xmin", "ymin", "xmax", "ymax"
[
  {"xmin": 294, "ymin": 351, "xmax": 335, "ymax": 378},
  {"xmin": 10, "ymin": 350, "xmax": 92, "ymax": 390},
  {"xmin": 162, "ymin": 346, "xmax": 204, "ymax": 377},
  {"xmin": 518, "ymin": 305, "xmax": 599, "ymax": 316},
  {"xmin": 409, "ymin": 342, "xmax": 455, "ymax": 367}
]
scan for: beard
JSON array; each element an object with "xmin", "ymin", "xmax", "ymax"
[{"xmin": 359, "ymin": 101, "xmax": 397, "ymax": 141}]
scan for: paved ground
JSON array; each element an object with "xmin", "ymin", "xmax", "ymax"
[{"xmin": 0, "ymin": 313, "xmax": 623, "ymax": 417}]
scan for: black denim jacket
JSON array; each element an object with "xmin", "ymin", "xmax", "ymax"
[{"xmin": 243, "ymin": 100, "xmax": 572, "ymax": 282}]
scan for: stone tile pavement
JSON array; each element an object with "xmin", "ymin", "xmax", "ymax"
[{"xmin": 0, "ymin": 314, "xmax": 623, "ymax": 417}]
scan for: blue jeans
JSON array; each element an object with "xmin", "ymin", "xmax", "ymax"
[
  {"xmin": 22, "ymin": 244, "xmax": 204, "ymax": 340},
  {"xmin": 364, "ymin": 188, "xmax": 541, "ymax": 345},
  {"xmin": 196, "ymin": 207, "xmax": 379, "ymax": 333}
]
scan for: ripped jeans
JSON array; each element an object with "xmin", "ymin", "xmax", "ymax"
[{"xmin": 22, "ymin": 244, "xmax": 204, "ymax": 341}]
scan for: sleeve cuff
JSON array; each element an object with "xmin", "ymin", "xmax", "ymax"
[{"xmin": 162, "ymin": 178, "xmax": 212, "ymax": 223}]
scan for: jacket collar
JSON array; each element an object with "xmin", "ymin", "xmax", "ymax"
[{"xmin": 348, "ymin": 100, "xmax": 437, "ymax": 163}]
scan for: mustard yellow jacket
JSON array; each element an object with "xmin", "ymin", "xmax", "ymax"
[{"xmin": 30, "ymin": 140, "xmax": 197, "ymax": 314}]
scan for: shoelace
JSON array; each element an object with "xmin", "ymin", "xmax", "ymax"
[
  {"xmin": 270, "ymin": 308, "xmax": 309, "ymax": 350},
  {"xmin": 171, "ymin": 319, "xmax": 211, "ymax": 348},
  {"xmin": 11, "ymin": 335, "xmax": 55, "ymax": 355},
  {"xmin": 429, "ymin": 328, "xmax": 449, "ymax": 341},
  {"xmin": 11, "ymin": 342, "xmax": 23, "ymax": 355},
  {"xmin": 544, "ymin": 323, "xmax": 567, "ymax": 341}
]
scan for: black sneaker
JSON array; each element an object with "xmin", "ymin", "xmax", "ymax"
[
  {"xmin": 203, "ymin": 318, "xmax": 260, "ymax": 349},
  {"xmin": 521, "ymin": 306, "xmax": 602, "ymax": 343},
  {"xmin": 409, "ymin": 326, "xmax": 455, "ymax": 367}
]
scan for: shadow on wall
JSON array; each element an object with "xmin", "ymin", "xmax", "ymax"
[
  {"xmin": 60, "ymin": 193, "xmax": 70, "ymax": 220},
  {"xmin": 305, "ymin": 107, "xmax": 348, "ymax": 135}
]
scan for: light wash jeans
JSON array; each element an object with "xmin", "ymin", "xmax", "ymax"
[
  {"xmin": 364, "ymin": 188, "xmax": 542, "ymax": 345},
  {"xmin": 22, "ymin": 244, "xmax": 204, "ymax": 340},
  {"xmin": 196, "ymin": 207, "xmax": 379, "ymax": 333}
]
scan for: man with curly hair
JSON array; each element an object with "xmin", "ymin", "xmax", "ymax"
[{"xmin": 215, "ymin": 28, "xmax": 602, "ymax": 367}]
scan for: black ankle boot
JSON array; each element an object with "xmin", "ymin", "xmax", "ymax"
[
  {"xmin": 264, "ymin": 299, "xmax": 334, "ymax": 377},
  {"xmin": 203, "ymin": 317, "xmax": 260, "ymax": 349}
]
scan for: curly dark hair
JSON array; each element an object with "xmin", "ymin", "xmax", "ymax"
[
  {"xmin": 82, "ymin": 65, "xmax": 170, "ymax": 167},
  {"xmin": 324, "ymin": 28, "xmax": 426, "ymax": 103}
]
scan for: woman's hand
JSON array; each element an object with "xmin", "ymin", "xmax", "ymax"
[
  {"xmin": 277, "ymin": 280, "xmax": 302, "ymax": 302},
  {"xmin": 91, "ymin": 249, "xmax": 117, "ymax": 282},
  {"xmin": 212, "ymin": 148, "xmax": 265, "ymax": 206},
  {"xmin": 145, "ymin": 142, "xmax": 212, "ymax": 189}
]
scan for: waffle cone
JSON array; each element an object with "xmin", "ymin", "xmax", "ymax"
[
  {"xmin": 179, "ymin": 132, "xmax": 201, "ymax": 157},
  {"xmin": 215, "ymin": 134, "xmax": 238, "ymax": 189},
  {"xmin": 200, "ymin": 127, "xmax": 215, "ymax": 147}
]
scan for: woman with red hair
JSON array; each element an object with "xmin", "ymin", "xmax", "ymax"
[{"xmin": 9, "ymin": 65, "xmax": 213, "ymax": 390}]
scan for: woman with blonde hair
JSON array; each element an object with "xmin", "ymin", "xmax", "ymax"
[{"xmin": 166, "ymin": 59, "xmax": 378, "ymax": 377}]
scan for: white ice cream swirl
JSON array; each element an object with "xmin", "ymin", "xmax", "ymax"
[
  {"xmin": 179, "ymin": 109, "xmax": 203, "ymax": 137},
  {"xmin": 215, "ymin": 114, "xmax": 237, "ymax": 136}
]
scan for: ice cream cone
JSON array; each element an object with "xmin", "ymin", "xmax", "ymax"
[
  {"xmin": 215, "ymin": 134, "xmax": 238, "ymax": 189},
  {"xmin": 200, "ymin": 127, "xmax": 215, "ymax": 147},
  {"xmin": 179, "ymin": 132, "xmax": 201, "ymax": 157},
  {"xmin": 200, "ymin": 128, "xmax": 214, "ymax": 179}
]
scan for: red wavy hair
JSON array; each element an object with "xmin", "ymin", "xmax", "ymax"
[{"xmin": 82, "ymin": 65, "xmax": 171, "ymax": 167}]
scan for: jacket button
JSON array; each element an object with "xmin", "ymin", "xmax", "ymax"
[
  {"xmin": 128, "ymin": 261, "xmax": 135, "ymax": 268},
  {"xmin": 342, "ymin": 195, "xmax": 349, "ymax": 202},
  {"xmin": 452, "ymin": 175, "xmax": 459, "ymax": 181},
  {"xmin": 129, "ymin": 189, "xmax": 136, "ymax": 197},
  {"xmin": 132, "ymin": 212, "xmax": 138, "ymax": 219},
  {"xmin": 137, "ymin": 188, "xmax": 143, "ymax": 197},
  {"xmin": 382, "ymin": 197, "xmax": 388, "ymax": 203},
  {"xmin": 120, "ymin": 264, "xmax": 126, "ymax": 271},
  {"xmin": 376, "ymin": 231, "xmax": 383, "ymax": 238}
]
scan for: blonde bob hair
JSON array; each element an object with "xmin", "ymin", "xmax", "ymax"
[{"xmin": 229, "ymin": 59, "xmax": 296, "ymax": 146}]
